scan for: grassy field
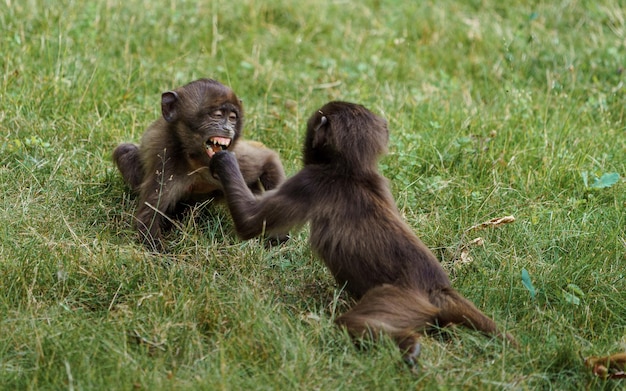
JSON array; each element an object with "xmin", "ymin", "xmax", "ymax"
[{"xmin": 1, "ymin": 0, "xmax": 625, "ymax": 389}]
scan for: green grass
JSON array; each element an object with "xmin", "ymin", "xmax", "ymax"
[{"xmin": 1, "ymin": 0, "xmax": 625, "ymax": 389}]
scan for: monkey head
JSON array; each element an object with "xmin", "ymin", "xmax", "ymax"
[
  {"xmin": 303, "ymin": 101, "xmax": 389, "ymax": 168},
  {"xmin": 161, "ymin": 78, "xmax": 243, "ymax": 161}
]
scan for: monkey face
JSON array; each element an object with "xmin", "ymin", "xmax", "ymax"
[
  {"xmin": 201, "ymin": 104, "xmax": 241, "ymax": 158},
  {"xmin": 304, "ymin": 101, "xmax": 388, "ymax": 167},
  {"xmin": 161, "ymin": 79, "xmax": 243, "ymax": 161}
]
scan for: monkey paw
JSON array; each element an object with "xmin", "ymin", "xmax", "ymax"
[{"xmin": 209, "ymin": 150, "xmax": 238, "ymax": 178}]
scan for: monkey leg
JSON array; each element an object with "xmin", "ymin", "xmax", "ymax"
[
  {"xmin": 231, "ymin": 141, "xmax": 286, "ymax": 194},
  {"xmin": 134, "ymin": 179, "xmax": 188, "ymax": 252},
  {"xmin": 135, "ymin": 202, "xmax": 166, "ymax": 251},
  {"xmin": 113, "ymin": 143, "xmax": 143, "ymax": 192},
  {"xmin": 335, "ymin": 284, "xmax": 439, "ymax": 365},
  {"xmin": 430, "ymin": 287, "xmax": 517, "ymax": 346},
  {"xmin": 257, "ymin": 157, "xmax": 286, "ymax": 192}
]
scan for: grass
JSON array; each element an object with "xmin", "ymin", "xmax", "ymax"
[{"xmin": 1, "ymin": 0, "xmax": 625, "ymax": 389}]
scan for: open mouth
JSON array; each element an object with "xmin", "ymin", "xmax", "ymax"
[{"xmin": 206, "ymin": 136, "xmax": 231, "ymax": 158}]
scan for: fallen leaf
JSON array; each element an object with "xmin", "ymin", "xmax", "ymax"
[
  {"xmin": 521, "ymin": 268, "xmax": 536, "ymax": 299},
  {"xmin": 456, "ymin": 237, "xmax": 484, "ymax": 265},
  {"xmin": 468, "ymin": 237, "xmax": 485, "ymax": 246},
  {"xmin": 468, "ymin": 215, "xmax": 516, "ymax": 231},
  {"xmin": 459, "ymin": 248, "xmax": 473, "ymax": 264},
  {"xmin": 590, "ymin": 172, "xmax": 620, "ymax": 189},
  {"xmin": 585, "ymin": 352, "xmax": 626, "ymax": 379},
  {"xmin": 563, "ymin": 291, "xmax": 580, "ymax": 306}
]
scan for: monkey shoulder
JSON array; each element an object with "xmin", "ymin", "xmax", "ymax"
[
  {"xmin": 139, "ymin": 126, "xmax": 191, "ymax": 170},
  {"xmin": 140, "ymin": 118, "xmax": 168, "ymax": 143},
  {"xmin": 231, "ymin": 140, "xmax": 277, "ymax": 164},
  {"xmin": 235, "ymin": 140, "xmax": 267, "ymax": 150}
]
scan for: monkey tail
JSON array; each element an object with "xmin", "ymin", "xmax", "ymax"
[{"xmin": 430, "ymin": 287, "xmax": 517, "ymax": 346}]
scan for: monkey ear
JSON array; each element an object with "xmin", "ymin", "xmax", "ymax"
[
  {"xmin": 161, "ymin": 91, "xmax": 180, "ymax": 123},
  {"xmin": 312, "ymin": 116, "xmax": 329, "ymax": 148}
]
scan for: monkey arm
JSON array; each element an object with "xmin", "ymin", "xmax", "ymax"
[{"xmin": 210, "ymin": 151, "xmax": 310, "ymax": 239}]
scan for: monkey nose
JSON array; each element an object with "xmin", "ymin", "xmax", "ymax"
[{"xmin": 223, "ymin": 123, "xmax": 235, "ymax": 134}]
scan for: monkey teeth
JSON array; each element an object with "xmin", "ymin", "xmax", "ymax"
[{"xmin": 206, "ymin": 137, "xmax": 231, "ymax": 158}]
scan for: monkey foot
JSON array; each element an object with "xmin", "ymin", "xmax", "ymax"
[{"xmin": 402, "ymin": 341, "xmax": 422, "ymax": 367}]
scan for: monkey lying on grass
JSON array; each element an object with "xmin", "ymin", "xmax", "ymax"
[
  {"xmin": 113, "ymin": 79, "xmax": 285, "ymax": 251},
  {"xmin": 209, "ymin": 101, "xmax": 516, "ymax": 364}
]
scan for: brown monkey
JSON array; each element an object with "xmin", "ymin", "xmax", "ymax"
[
  {"xmin": 113, "ymin": 79, "xmax": 285, "ymax": 250},
  {"xmin": 209, "ymin": 101, "xmax": 515, "ymax": 364}
]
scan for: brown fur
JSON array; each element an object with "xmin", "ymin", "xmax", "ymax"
[
  {"xmin": 113, "ymin": 79, "xmax": 285, "ymax": 250},
  {"xmin": 209, "ymin": 101, "xmax": 515, "ymax": 363}
]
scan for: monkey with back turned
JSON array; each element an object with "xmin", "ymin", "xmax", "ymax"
[
  {"xmin": 209, "ymin": 101, "xmax": 516, "ymax": 364},
  {"xmin": 113, "ymin": 78, "xmax": 285, "ymax": 250}
]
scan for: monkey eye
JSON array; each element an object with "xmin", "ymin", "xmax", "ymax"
[
  {"xmin": 211, "ymin": 110, "xmax": 224, "ymax": 118},
  {"xmin": 228, "ymin": 112, "xmax": 238, "ymax": 121}
]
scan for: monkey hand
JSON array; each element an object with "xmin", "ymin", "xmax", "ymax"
[{"xmin": 209, "ymin": 150, "xmax": 240, "ymax": 181}]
